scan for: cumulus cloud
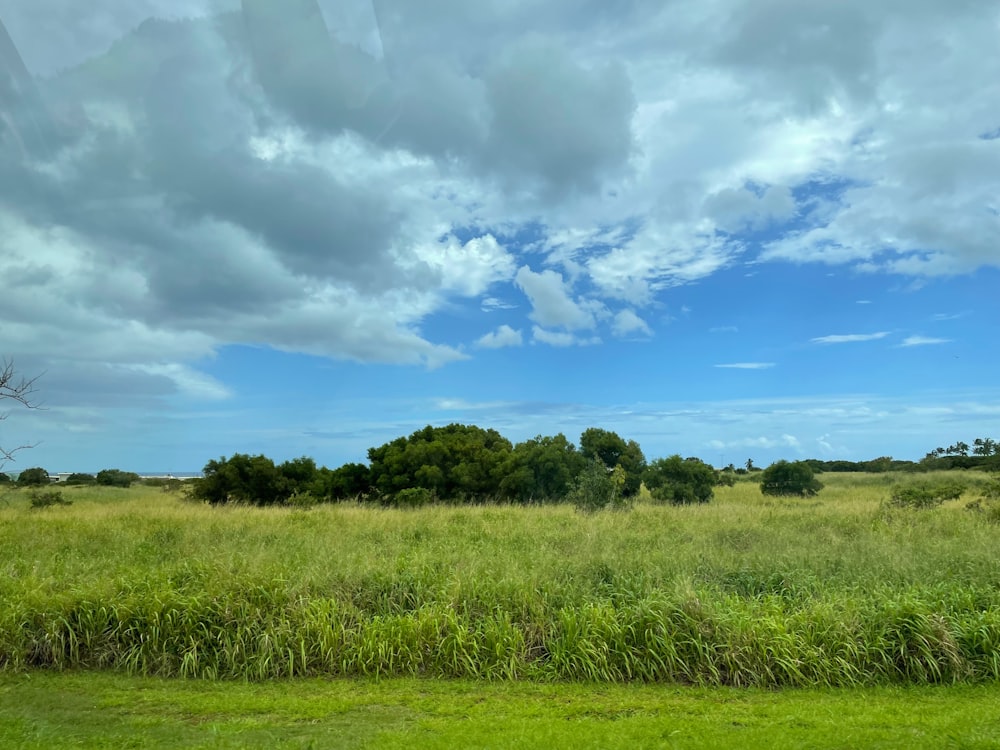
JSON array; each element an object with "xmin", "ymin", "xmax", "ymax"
[
  {"xmin": 611, "ymin": 309, "xmax": 652, "ymax": 339},
  {"xmin": 531, "ymin": 327, "xmax": 577, "ymax": 347},
  {"xmin": 514, "ymin": 266, "xmax": 595, "ymax": 330},
  {"xmin": 475, "ymin": 325, "xmax": 523, "ymax": 349}
]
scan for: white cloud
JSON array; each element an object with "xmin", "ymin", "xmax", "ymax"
[
  {"xmin": 475, "ymin": 324, "xmax": 523, "ymax": 349},
  {"xmin": 710, "ymin": 326, "xmax": 739, "ymax": 333},
  {"xmin": 899, "ymin": 335, "xmax": 951, "ymax": 347},
  {"xmin": 415, "ymin": 234, "xmax": 515, "ymax": 298},
  {"xmin": 611, "ymin": 309, "xmax": 652, "ymax": 338},
  {"xmin": 514, "ymin": 266, "xmax": 595, "ymax": 330},
  {"xmin": 811, "ymin": 332, "xmax": 891, "ymax": 344},
  {"xmin": 531, "ymin": 326, "xmax": 577, "ymax": 347},
  {"xmin": 714, "ymin": 362, "xmax": 776, "ymax": 370}
]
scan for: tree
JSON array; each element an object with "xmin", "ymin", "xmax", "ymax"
[
  {"xmin": 498, "ymin": 433, "xmax": 587, "ymax": 503},
  {"xmin": 96, "ymin": 469, "xmax": 141, "ymax": 488},
  {"xmin": 568, "ymin": 458, "xmax": 629, "ymax": 513},
  {"xmin": 16, "ymin": 466, "xmax": 50, "ymax": 487},
  {"xmin": 579, "ymin": 428, "xmax": 646, "ymax": 496},
  {"xmin": 1, "ymin": 359, "xmax": 40, "ymax": 470},
  {"xmin": 367, "ymin": 424, "xmax": 513, "ymax": 502},
  {"xmin": 759, "ymin": 460, "xmax": 823, "ymax": 497},
  {"xmin": 188, "ymin": 454, "xmax": 291, "ymax": 506},
  {"xmin": 643, "ymin": 455, "xmax": 716, "ymax": 504}
]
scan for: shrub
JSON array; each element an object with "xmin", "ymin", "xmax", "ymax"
[
  {"xmin": 0, "ymin": 473, "xmax": 10, "ymax": 484},
  {"xmin": 27, "ymin": 489, "xmax": 71, "ymax": 508},
  {"xmin": 889, "ymin": 479, "xmax": 967, "ymax": 509},
  {"xmin": 569, "ymin": 459, "xmax": 629, "ymax": 513},
  {"xmin": 760, "ymin": 460, "xmax": 823, "ymax": 497},
  {"xmin": 643, "ymin": 455, "xmax": 716, "ymax": 504},
  {"xmin": 16, "ymin": 467, "xmax": 49, "ymax": 487},
  {"xmin": 96, "ymin": 469, "xmax": 141, "ymax": 488},
  {"xmin": 388, "ymin": 487, "xmax": 436, "ymax": 509},
  {"xmin": 65, "ymin": 473, "xmax": 96, "ymax": 485}
]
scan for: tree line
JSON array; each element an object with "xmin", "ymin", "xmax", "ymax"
[{"xmin": 186, "ymin": 424, "xmax": 725, "ymax": 509}]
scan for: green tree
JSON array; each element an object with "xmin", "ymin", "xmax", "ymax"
[
  {"xmin": 96, "ymin": 469, "xmax": 141, "ymax": 488},
  {"xmin": 643, "ymin": 455, "xmax": 717, "ymax": 504},
  {"xmin": 568, "ymin": 458, "xmax": 628, "ymax": 513},
  {"xmin": 320, "ymin": 462, "xmax": 372, "ymax": 501},
  {"xmin": 367, "ymin": 424, "xmax": 512, "ymax": 502},
  {"xmin": 16, "ymin": 466, "xmax": 49, "ymax": 486},
  {"xmin": 65, "ymin": 472, "xmax": 95, "ymax": 485},
  {"xmin": 759, "ymin": 460, "xmax": 823, "ymax": 497},
  {"xmin": 579, "ymin": 428, "xmax": 646, "ymax": 496},
  {"xmin": 0, "ymin": 472, "xmax": 10, "ymax": 483},
  {"xmin": 498, "ymin": 433, "xmax": 587, "ymax": 503},
  {"xmin": 189, "ymin": 454, "xmax": 291, "ymax": 506}
]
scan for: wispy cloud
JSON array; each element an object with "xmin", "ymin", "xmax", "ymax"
[
  {"xmin": 931, "ymin": 311, "xmax": 970, "ymax": 321},
  {"xmin": 811, "ymin": 332, "xmax": 891, "ymax": 344},
  {"xmin": 900, "ymin": 335, "xmax": 951, "ymax": 347},
  {"xmin": 709, "ymin": 325, "xmax": 739, "ymax": 333},
  {"xmin": 714, "ymin": 362, "xmax": 776, "ymax": 370},
  {"xmin": 856, "ymin": 300, "xmax": 872, "ymax": 305}
]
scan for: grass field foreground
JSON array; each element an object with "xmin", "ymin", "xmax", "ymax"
[{"xmin": 1, "ymin": 473, "xmax": 999, "ymax": 686}]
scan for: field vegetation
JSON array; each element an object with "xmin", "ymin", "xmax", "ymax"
[{"xmin": 2, "ymin": 471, "xmax": 999, "ymax": 688}]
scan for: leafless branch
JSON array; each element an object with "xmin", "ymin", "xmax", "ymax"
[{"xmin": 0, "ymin": 359, "xmax": 42, "ymax": 468}]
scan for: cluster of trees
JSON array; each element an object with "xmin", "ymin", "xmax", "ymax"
[
  {"xmin": 0, "ymin": 467, "xmax": 143, "ymax": 488},
  {"xmin": 187, "ymin": 424, "xmax": 729, "ymax": 508}
]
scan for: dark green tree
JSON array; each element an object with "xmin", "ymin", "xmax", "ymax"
[
  {"xmin": 643, "ymin": 455, "xmax": 717, "ymax": 504},
  {"xmin": 320, "ymin": 462, "xmax": 372, "ymax": 500},
  {"xmin": 367, "ymin": 424, "xmax": 513, "ymax": 502},
  {"xmin": 579, "ymin": 428, "xmax": 646, "ymax": 496},
  {"xmin": 189, "ymin": 453, "xmax": 291, "ymax": 506},
  {"xmin": 16, "ymin": 466, "xmax": 49, "ymax": 486},
  {"xmin": 759, "ymin": 460, "xmax": 824, "ymax": 497},
  {"xmin": 96, "ymin": 469, "xmax": 141, "ymax": 487},
  {"xmin": 498, "ymin": 433, "xmax": 587, "ymax": 503},
  {"xmin": 65, "ymin": 472, "xmax": 96, "ymax": 485}
]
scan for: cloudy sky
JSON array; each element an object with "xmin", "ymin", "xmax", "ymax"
[{"xmin": 1, "ymin": 0, "xmax": 998, "ymax": 473}]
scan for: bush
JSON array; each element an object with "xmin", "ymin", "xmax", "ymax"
[
  {"xmin": 27, "ymin": 489, "xmax": 71, "ymax": 508},
  {"xmin": 643, "ymin": 455, "xmax": 716, "ymax": 505},
  {"xmin": 760, "ymin": 460, "xmax": 823, "ymax": 497},
  {"xmin": 0, "ymin": 473, "xmax": 10, "ymax": 484},
  {"xmin": 388, "ymin": 487, "xmax": 436, "ymax": 508},
  {"xmin": 888, "ymin": 479, "xmax": 967, "ymax": 509},
  {"xmin": 16, "ymin": 467, "xmax": 49, "ymax": 487},
  {"xmin": 65, "ymin": 473, "xmax": 96, "ymax": 485},
  {"xmin": 569, "ymin": 460, "xmax": 629, "ymax": 513},
  {"xmin": 96, "ymin": 469, "xmax": 141, "ymax": 488}
]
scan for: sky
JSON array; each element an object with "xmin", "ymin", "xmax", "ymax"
[{"xmin": 0, "ymin": 0, "xmax": 998, "ymax": 474}]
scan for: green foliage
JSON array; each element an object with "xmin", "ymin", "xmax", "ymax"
[
  {"xmin": 889, "ymin": 478, "xmax": 968, "ymax": 509},
  {"xmin": 367, "ymin": 424, "xmax": 513, "ymax": 501},
  {"xmin": 568, "ymin": 459, "xmax": 629, "ymax": 512},
  {"xmin": 0, "ymin": 472, "xmax": 10, "ymax": 484},
  {"xmin": 27, "ymin": 488, "xmax": 71, "ymax": 508},
  {"xmin": 96, "ymin": 469, "xmax": 141, "ymax": 488},
  {"xmin": 498, "ymin": 433, "xmax": 586, "ymax": 503},
  {"xmin": 579, "ymin": 428, "xmax": 646, "ymax": 496},
  {"xmin": 65, "ymin": 472, "xmax": 96, "ymax": 485},
  {"xmin": 388, "ymin": 487, "xmax": 437, "ymax": 508},
  {"xmin": 188, "ymin": 453, "xmax": 291, "ymax": 506},
  {"xmin": 16, "ymin": 466, "xmax": 49, "ymax": 486},
  {"xmin": 643, "ymin": 455, "xmax": 716, "ymax": 504},
  {"xmin": 318, "ymin": 462, "xmax": 372, "ymax": 501},
  {"xmin": 759, "ymin": 460, "xmax": 823, "ymax": 497}
]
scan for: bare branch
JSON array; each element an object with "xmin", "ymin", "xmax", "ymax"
[
  {"xmin": 0, "ymin": 359, "xmax": 42, "ymax": 469},
  {"xmin": 0, "ymin": 358, "xmax": 41, "ymax": 409}
]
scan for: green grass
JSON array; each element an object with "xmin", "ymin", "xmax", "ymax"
[
  {"xmin": 1, "ymin": 473, "xmax": 999, "ymax": 685},
  {"xmin": 3, "ymin": 672, "xmax": 1000, "ymax": 749}
]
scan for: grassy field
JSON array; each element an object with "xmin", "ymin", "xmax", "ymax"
[
  {"xmin": 1, "ymin": 473, "xmax": 999, "ymax": 687},
  {"xmin": 4, "ymin": 672, "xmax": 1000, "ymax": 749}
]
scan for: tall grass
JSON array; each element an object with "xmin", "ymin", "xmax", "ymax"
[{"xmin": 1, "ymin": 473, "xmax": 999, "ymax": 685}]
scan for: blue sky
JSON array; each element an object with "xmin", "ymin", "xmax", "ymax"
[{"xmin": 1, "ymin": 0, "xmax": 998, "ymax": 473}]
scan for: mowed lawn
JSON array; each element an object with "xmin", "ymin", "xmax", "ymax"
[{"xmin": 3, "ymin": 672, "xmax": 1000, "ymax": 749}]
